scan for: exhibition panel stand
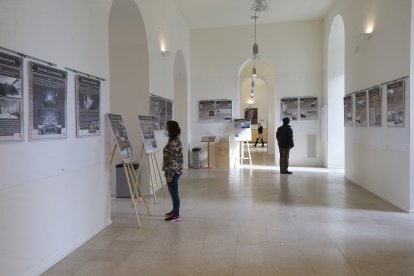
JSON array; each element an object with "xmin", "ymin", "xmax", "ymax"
[{"xmin": 201, "ymin": 136, "xmax": 216, "ymax": 168}]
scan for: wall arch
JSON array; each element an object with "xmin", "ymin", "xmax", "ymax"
[
  {"xmin": 327, "ymin": 14, "xmax": 345, "ymax": 169},
  {"xmin": 238, "ymin": 59, "xmax": 276, "ymax": 160},
  {"xmin": 108, "ymin": 0, "xmax": 150, "ymax": 190}
]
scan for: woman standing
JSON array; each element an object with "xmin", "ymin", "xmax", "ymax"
[
  {"xmin": 254, "ymin": 123, "xmax": 265, "ymax": 147},
  {"xmin": 163, "ymin": 120, "xmax": 183, "ymax": 222}
]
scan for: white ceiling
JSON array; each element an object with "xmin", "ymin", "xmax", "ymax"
[{"xmin": 173, "ymin": 0, "xmax": 337, "ymax": 29}]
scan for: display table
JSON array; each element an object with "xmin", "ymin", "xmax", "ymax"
[{"xmin": 200, "ymin": 136, "xmax": 216, "ymax": 168}]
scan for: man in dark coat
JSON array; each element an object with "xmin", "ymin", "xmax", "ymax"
[{"xmin": 276, "ymin": 117, "xmax": 294, "ymax": 174}]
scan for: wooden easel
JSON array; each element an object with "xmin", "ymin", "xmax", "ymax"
[
  {"xmin": 110, "ymin": 144, "xmax": 151, "ymax": 228},
  {"xmin": 239, "ymin": 140, "xmax": 252, "ymax": 167},
  {"xmin": 136, "ymin": 144, "xmax": 167, "ymax": 203}
]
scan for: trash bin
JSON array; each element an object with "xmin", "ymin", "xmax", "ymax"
[
  {"xmin": 115, "ymin": 163, "xmax": 139, "ymax": 198},
  {"xmin": 192, "ymin": 147, "xmax": 201, "ymax": 169}
]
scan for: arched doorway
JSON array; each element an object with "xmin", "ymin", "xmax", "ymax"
[
  {"xmin": 173, "ymin": 51, "xmax": 189, "ymax": 167},
  {"xmin": 327, "ymin": 15, "xmax": 345, "ymax": 169},
  {"xmin": 238, "ymin": 60, "xmax": 276, "ymax": 165}
]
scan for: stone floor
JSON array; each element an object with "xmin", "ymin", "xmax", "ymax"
[{"xmin": 43, "ymin": 153, "xmax": 414, "ymax": 276}]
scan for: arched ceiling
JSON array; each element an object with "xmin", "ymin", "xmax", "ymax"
[{"xmin": 172, "ymin": 0, "xmax": 336, "ymax": 30}]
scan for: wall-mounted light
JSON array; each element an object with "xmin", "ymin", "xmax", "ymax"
[
  {"xmin": 161, "ymin": 50, "xmax": 172, "ymax": 57},
  {"xmin": 360, "ymin": 32, "xmax": 372, "ymax": 40}
]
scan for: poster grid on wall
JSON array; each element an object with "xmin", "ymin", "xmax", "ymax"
[
  {"xmin": 29, "ymin": 62, "xmax": 67, "ymax": 140},
  {"xmin": 386, "ymin": 80, "xmax": 405, "ymax": 127},
  {"xmin": 299, "ymin": 97, "xmax": 318, "ymax": 120},
  {"xmin": 280, "ymin": 97, "xmax": 299, "ymax": 121},
  {"xmin": 368, "ymin": 86, "xmax": 381, "ymax": 127},
  {"xmin": 234, "ymin": 118, "xmax": 252, "ymax": 141},
  {"xmin": 355, "ymin": 91, "xmax": 367, "ymax": 127},
  {"xmin": 0, "ymin": 51, "xmax": 24, "ymax": 142},
  {"xmin": 138, "ymin": 115, "xmax": 158, "ymax": 154},
  {"xmin": 76, "ymin": 75, "xmax": 101, "ymax": 137},
  {"xmin": 107, "ymin": 113, "xmax": 136, "ymax": 162},
  {"xmin": 150, "ymin": 94, "xmax": 173, "ymax": 130},
  {"xmin": 199, "ymin": 99, "xmax": 232, "ymax": 123},
  {"xmin": 344, "ymin": 94, "xmax": 353, "ymax": 127}
]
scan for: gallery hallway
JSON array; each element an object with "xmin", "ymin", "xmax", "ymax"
[{"xmin": 43, "ymin": 164, "xmax": 414, "ymax": 276}]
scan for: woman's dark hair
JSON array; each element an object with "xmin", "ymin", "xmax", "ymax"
[{"xmin": 166, "ymin": 120, "xmax": 181, "ymax": 139}]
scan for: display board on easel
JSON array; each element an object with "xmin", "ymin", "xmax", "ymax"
[
  {"xmin": 234, "ymin": 119, "xmax": 252, "ymax": 166},
  {"xmin": 107, "ymin": 113, "xmax": 150, "ymax": 227},
  {"xmin": 137, "ymin": 115, "xmax": 166, "ymax": 203}
]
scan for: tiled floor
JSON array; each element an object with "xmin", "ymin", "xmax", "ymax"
[{"xmin": 43, "ymin": 153, "xmax": 414, "ymax": 276}]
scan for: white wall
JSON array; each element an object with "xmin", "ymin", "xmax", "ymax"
[
  {"xmin": 411, "ymin": 0, "xmax": 414, "ymax": 212},
  {"xmin": 324, "ymin": 0, "xmax": 412, "ymax": 211},
  {"xmin": 0, "ymin": 0, "xmax": 192, "ymax": 274},
  {"xmin": 0, "ymin": 0, "xmax": 112, "ymax": 275},
  {"xmin": 191, "ymin": 21, "xmax": 324, "ymax": 167}
]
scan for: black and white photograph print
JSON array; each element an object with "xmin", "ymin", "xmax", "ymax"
[
  {"xmin": 355, "ymin": 91, "xmax": 367, "ymax": 127},
  {"xmin": 150, "ymin": 95, "xmax": 165, "ymax": 130},
  {"xmin": 281, "ymin": 97, "xmax": 299, "ymax": 121},
  {"xmin": 215, "ymin": 100, "xmax": 232, "ymax": 122},
  {"xmin": 138, "ymin": 115, "xmax": 158, "ymax": 154},
  {"xmin": 107, "ymin": 113, "xmax": 136, "ymax": 162},
  {"xmin": 76, "ymin": 75, "xmax": 101, "ymax": 137},
  {"xmin": 167, "ymin": 100, "xmax": 173, "ymax": 121},
  {"xmin": 387, "ymin": 80, "xmax": 405, "ymax": 127},
  {"xmin": 234, "ymin": 118, "xmax": 252, "ymax": 141},
  {"xmin": 199, "ymin": 100, "xmax": 216, "ymax": 123},
  {"xmin": 0, "ymin": 51, "xmax": 23, "ymax": 142},
  {"xmin": 368, "ymin": 87, "xmax": 382, "ymax": 127},
  {"xmin": 29, "ymin": 62, "xmax": 67, "ymax": 140},
  {"xmin": 299, "ymin": 97, "xmax": 318, "ymax": 120},
  {"xmin": 0, "ymin": 76, "xmax": 20, "ymax": 98},
  {"xmin": 344, "ymin": 95, "xmax": 353, "ymax": 127}
]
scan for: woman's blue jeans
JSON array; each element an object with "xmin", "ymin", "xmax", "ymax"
[{"xmin": 167, "ymin": 173, "xmax": 181, "ymax": 216}]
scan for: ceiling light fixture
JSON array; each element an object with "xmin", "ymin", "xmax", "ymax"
[
  {"xmin": 251, "ymin": 13, "xmax": 260, "ymax": 61},
  {"xmin": 252, "ymin": 63, "xmax": 257, "ymax": 78},
  {"xmin": 252, "ymin": 0, "xmax": 268, "ymax": 12},
  {"xmin": 161, "ymin": 50, "xmax": 172, "ymax": 57}
]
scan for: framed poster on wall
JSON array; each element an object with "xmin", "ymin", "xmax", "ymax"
[
  {"xmin": 386, "ymin": 80, "xmax": 405, "ymax": 127},
  {"xmin": 166, "ymin": 100, "xmax": 173, "ymax": 121},
  {"xmin": 199, "ymin": 100, "xmax": 215, "ymax": 122},
  {"xmin": 0, "ymin": 51, "xmax": 23, "ymax": 142},
  {"xmin": 199, "ymin": 99, "xmax": 232, "ymax": 123},
  {"xmin": 299, "ymin": 97, "xmax": 318, "ymax": 120},
  {"xmin": 368, "ymin": 86, "xmax": 381, "ymax": 127},
  {"xmin": 29, "ymin": 62, "xmax": 67, "ymax": 140},
  {"xmin": 281, "ymin": 97, "xmax": 298, "ymax": 121},
  {"xmin": 343, "ymin": 94, "xmax": 353, "ymax": 127},
  {"xmin": 215, "ymin": 100, "xmax": 232, "ymax": 122},
  {"xmin": 75, "ymin": 75, "xmax": 101, "ymax": 137},
  {"xmin": 244, "ymin": 107, "xmax": 258, "ymax": 124},
  {"xmin": 150, "ymin": 94, "xmax": 172, "ymax": 130},
  {"xmin": 355, "ymin": 91, "xmax": 367, "ymax": 127}
]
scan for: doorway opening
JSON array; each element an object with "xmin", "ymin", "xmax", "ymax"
[{"xmin": 238, "ymin": 60, "xmax": 276, "ymax": 166}]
